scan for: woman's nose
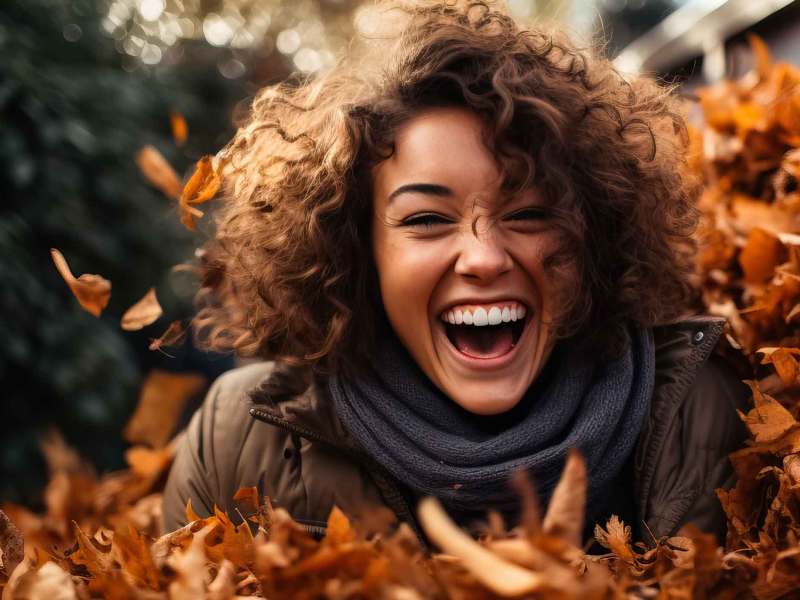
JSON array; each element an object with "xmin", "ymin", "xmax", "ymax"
[{"xmin": 453, "ymin": 226, "xmax": 513, "ymax": 283}]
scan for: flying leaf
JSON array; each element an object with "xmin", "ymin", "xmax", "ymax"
[
  {"xmin": 120, "ymin": 288, "xmax": 162, "ymax": 331},
  {"xmin": 170, "ymin": 112, "xmax": 188, "ymax": 147},
  {"xmin": 0, "ymin": 509, "xmax": 23, "ymax": 579},
  {"xmin": 136, "ymin": 145, "xmax": 181, "ymax": 199},
  {"xmin": 50, "ymin": 248, "xmax": 111, "ymax": 317},
  {"xmin": 542, "ymin": 448, "xmax": 586, "ymax": 547},
  {"xmin": 149, "ymin": 320, "xmax": 186, "ymax": 352},
  {"xmin": 178, "ymin": 156, "xmax": 222, "ymax": 230},
  {"xmin": 124, "ymin": 370, "xmax": 207, "ymax": 448}
]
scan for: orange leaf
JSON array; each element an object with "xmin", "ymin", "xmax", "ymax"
[
  {"xmin": 124, "ymin": 370, "xmax": 207, "ymax": 448},
  {"xmin": 233, "ymin": 487, "xmax": 261, "ymax": 512},
  {"xmin": 136, "ymin": 145, "xmax": 181, "ymax": 199},
  {"xmin": 50, "ymin": 248, "xmax": 111, "ymax": 317},
  {"xmin": 739, "ymin": 381, "xmax": 798, "ymax": 443},
  {"xmin": 185, "ymin": 498, "xmax": 201, "ymax": 523},
  {"xmin": 121, "ymin": 288, "xmax": 163, "ymax": 331},
  {"xmin": 739, "ymin": 228, "xmax": 784, "ymax": 284},
  {"xmin": 178, "ymin": 156, "xmax": 222, "ymax": 230},
  {"xmin": 594, "ymin": 516, "xmax": 637, "ymax": 564},
  {"xmin": 170, "ymin": 112, "xmax": 188, "ymax": 147},
  {"xmin": 124, "ymin": 446, "xmax": 173, "ymax": 479},
  {"xmin": 149, "ymin": 320, "xmax": 187, "ymax": 352},
  {"xmin": 325, "ymin": 506, "xmax": 355, "ymax": 546},
  {"xmin": 748, "ymin": 33, "xmax": 772, "ymax": 78},
  {"xmin": 758, "ymin": 347, "xmax": 800, "ymax": 386}
]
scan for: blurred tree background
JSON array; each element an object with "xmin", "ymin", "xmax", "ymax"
[{"xmin": 0, "ymin": 0, "xmax": 694, "ymax": 507}]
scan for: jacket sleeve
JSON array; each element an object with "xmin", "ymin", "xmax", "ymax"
[
  {"xmin": 645, "ymin": 354, "xmax": 750, "ymax": 543},
  {"xmin": 161, "ymin": 362, "xmax": 277, "ymax": 534}
]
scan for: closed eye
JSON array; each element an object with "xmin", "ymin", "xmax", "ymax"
[
  {"xmin": 400, "ymin": 213, "xmax": 453, "ymax": 228},
  {"xmin": 503, "ymin": 207, "xmax": 550, "ymax": 221}
]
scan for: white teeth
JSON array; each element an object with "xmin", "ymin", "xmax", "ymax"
[{"xmin": 440, "ymin": 302, "xmax": 528, "ymax": 325}]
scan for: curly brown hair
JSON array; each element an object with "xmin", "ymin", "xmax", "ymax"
[{"xmin": 194, "ymin": 0, "xmax": 700, "ymax": 374}]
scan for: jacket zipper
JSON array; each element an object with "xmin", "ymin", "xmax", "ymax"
[{"xmin": 248, "ymin": 406, "xmax": 427, "ymax": 546}]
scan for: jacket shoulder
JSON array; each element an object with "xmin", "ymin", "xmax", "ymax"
[
  {"xmin": 638, "ymin": 317, "xmax": 750, "ymax": 541},
  {"xmin": 162, "ymin": 362, "xmax": 285, "ymax": 531}
]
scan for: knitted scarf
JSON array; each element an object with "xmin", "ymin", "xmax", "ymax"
[{"xmin": 328, "ymin": 326, "xmax": 655, "ymax": 515}]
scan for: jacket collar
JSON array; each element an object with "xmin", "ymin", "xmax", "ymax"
[{"xmin": 247, "ymin": 316, "xmax": 727, "ymax": 455}]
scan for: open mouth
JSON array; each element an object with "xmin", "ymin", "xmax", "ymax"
[{"xmin": 441, "ymin": 303, "xmax": 529, "ymax": 359}]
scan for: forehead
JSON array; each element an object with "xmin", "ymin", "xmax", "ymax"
[{"xmin": 372, "ymin": 106, "xmax": 503, "ymax": 198}]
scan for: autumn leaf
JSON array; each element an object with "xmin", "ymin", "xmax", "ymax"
[
  {"xmin": 136, "ymin": 145, "xmax": 181, "ymax": 199},
  {"xmin": 148, "ymin": 320, "xmax": 186, "ymax": 352},
  {"xmin": 739, "ymin": 228, "xmax": 784, "ymax": 284},
  {"xmin": 123, "ymin": 370, "xmax": 207, "ymax": 448},
  {"xmin": 50, "ymin": 248, "xmax": 111, "ymax": 317},
  {"xmin": 178, "ymin": 155, "xmax": 223, "ymax": 230},
  {"xmin": 120, "ymin": 288, "xmax": 162, "ymax": 331},
  {"xmin": 542, "ymin": 448, "xmax": 586, "ymax": 548},
  {"xmin": 594, "ymin": 516, "xmax": 637, "ymax": 564},
  {"xmin": 0, "ymin": 509, "xmax": 24, "ymax": 578},
  {"xmin": 170, "ymin": 112, "xmax": 188, "ymax": 147}
]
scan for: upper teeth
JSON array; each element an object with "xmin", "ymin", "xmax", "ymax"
[{"xmin": 440, "ymin": 302, "xmax": 527, "ymax": 326}]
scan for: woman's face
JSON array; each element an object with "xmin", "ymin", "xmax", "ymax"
[{"xmin": 371, "ymin": 106, "xmax": 573, "ymax": 415}]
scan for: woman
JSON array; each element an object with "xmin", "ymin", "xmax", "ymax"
[{"xmin": 162, "ymin": 0, "xmax": 749, "ymax": 545}]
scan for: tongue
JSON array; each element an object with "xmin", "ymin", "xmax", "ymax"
[{"xmin": 451, "ymin": 324, "xmax": 515, "ymax": 359}]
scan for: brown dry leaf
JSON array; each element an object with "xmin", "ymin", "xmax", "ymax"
[
  {"xmin": 136, "ymin": 145, "xmax": 181, "ymax": 199},
  {"xmin": 167, "ymin": 523, "xmax": 213, "ymax": 600},
  {"xmin": 50, "ymin": 249, "xmax": 111, "ymax": 318},
  {"xmin": 178, "ymin": 156, "xmax": 222, "ymax": 230},
  {"xmin": 148, "ymin": 320, "xmax": 186, "ymax": 352},
  {"xmin": 0, "ymin": 509, "xmax": 23, "ymax": 579},
  {"xmin": 542, "ymin": 448, "xmax": 586, "ymax": 548},
  {"xmin": 120, "ymin": 288, "xmax": 162, "ymax": 331},
  {"xmin": 10, "ymin": 561, "xmax": 77, "ymax": 600},
  {"xmin": 417, "ymin": 496, "xmax": 547, "ymax": 597},
  {"xmin": 123, "ymin": 446, "xmax": 173, "ymax": 481},
  {"xmin": 325, "ymin": 506, "xmax": 356, "ymax": 547},
  {"xmin": 738, "ymin": 381, "xmax": 798, "ymax": 443},
  {"xmin": 123, "ymin": 370, "xmax": 207, "ymax": 448},
  {"xmin": 232, "ymin": 487, "xmax": 260, "ymax": 513},
  {"xmin": 758, "ymin": 347, "xmax": 800, "ymax": 386},
  {"xmin": 739, "ymin": 228, "xmax": 784, "ymax": 284},
  {"xmin": 170, "ymin": 112, "xmax": 188, "ymax": 147},
  {"xmin": 594, "ymin": 516, "xmax": 637, "ymax": 564}
]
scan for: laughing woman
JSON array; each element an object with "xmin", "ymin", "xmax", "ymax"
[{"xmin": 162, "ymin": 1, "xmax": 748, "ymax": 544}]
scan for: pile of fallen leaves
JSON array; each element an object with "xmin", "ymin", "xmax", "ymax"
[{"xmin": 4, "ymin": 35, "xmax": 800, "ymax": 598}]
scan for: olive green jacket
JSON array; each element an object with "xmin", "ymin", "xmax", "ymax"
[{"xmin": 162, "ymin": 316, "xmax": 749, "ymax": 544}]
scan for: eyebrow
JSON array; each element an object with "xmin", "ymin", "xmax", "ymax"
[{"xmin": 386, "ymin": 183, "xmax": 454, "ymax": 203}]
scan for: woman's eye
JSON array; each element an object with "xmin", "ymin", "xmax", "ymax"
[
  {"xmin": 504, "ymin": 207, "xmax": 549, "ymax": 222},
  {"xmin": 400, "ymin": 213, "xmax": 451, "ymax": 228}
]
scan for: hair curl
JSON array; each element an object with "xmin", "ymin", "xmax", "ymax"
[{"xmin": 194, "ymin": 0, "xmax": 700, "ymax": 374}]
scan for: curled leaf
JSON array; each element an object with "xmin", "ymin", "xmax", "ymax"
[
  {"xmin": 50, "ymin": 248, "xmax": 111, "ymax": 317},
  {"xmin": 149, "ymin": 320, "xmax": 186, "ymax": 352},
  {"xmin": 136, "ymin": 145, "xmax": 181, "ymax": 199},
  {"xmin": 120, "ymin": 288, "xmax": 162, "ymax": 331},
  {"xmin": 179, "ymin": 156, "xmax": 222, "ymax": 230},
  {"xmin": 417, "ymin": 496, "xmax": 546, "ymax": 597}
]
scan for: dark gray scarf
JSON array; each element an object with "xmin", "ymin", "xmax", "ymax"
[{"xmin": 329, "ymin": 326, "xmax": 655, "ymax": 515}]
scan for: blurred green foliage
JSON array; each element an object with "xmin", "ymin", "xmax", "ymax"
[{"xmin": 0, "ymin": 0, "xmax": 264, "ymax": 505}]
